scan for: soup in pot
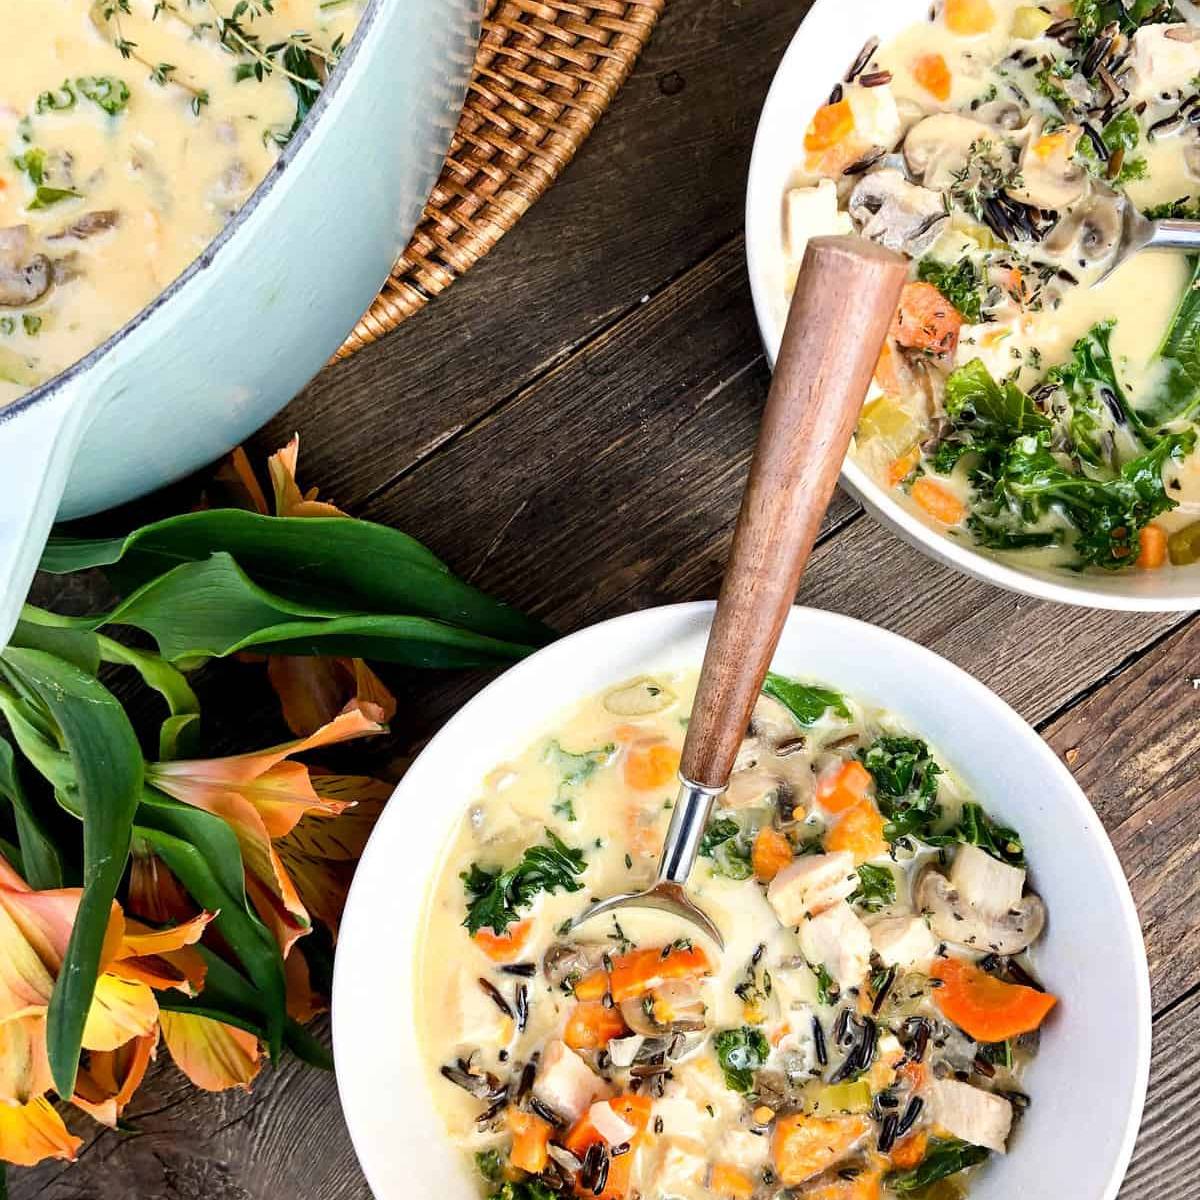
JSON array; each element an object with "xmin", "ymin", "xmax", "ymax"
[
  {"xmin": 417, "ymin": 669, "xmax": 1057, "ymax": 1199},
  {"xmin": 0, "ymin": 0, "xmax": 363, "ymax": 407}
]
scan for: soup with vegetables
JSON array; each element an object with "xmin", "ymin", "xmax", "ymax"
[
  {"xmin": 417, "ymin": 670, "xmax": 1058, "ymax": 1200},
  {"xmin": 0, "ymin": 0, "xmax": 362, "ymax": 406},
  {"xmin": 782, "ymin": 0, "xmax": 1200, "ymax": 573}
]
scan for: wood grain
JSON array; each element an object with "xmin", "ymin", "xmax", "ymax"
[{"xmin": 683, "ymin": 238, "xmax": 906, "ymax": 787}]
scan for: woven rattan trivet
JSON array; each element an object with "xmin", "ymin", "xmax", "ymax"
[{"xmin": 335, "ymin": 0, "xmax": 664, "ymax": 359}]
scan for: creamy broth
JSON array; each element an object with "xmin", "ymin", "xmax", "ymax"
[
  {"xmin": 782, "ymin": 0, "xmax": 1200, "ymax": 573},
  {"xmin": 0, "ymin": 0, "xmax": 362, "ymax": 406},
  {"xmin": 417, "ymin": 670, "xmax": 1055, "ymax": 1199}
]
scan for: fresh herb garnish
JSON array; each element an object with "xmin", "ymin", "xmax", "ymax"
[
  {"xmin": 762, "ymin": 672, "xmax": 850, "ymax": 725},
  {"xmin": 849, "ymin": 863, "xmax": 896, "ymax": 913},
  {"xmin": 979, "ymin": 1039, "xmax": 1014, "ymax": 1070},
  {"xmin": 712, "ymin": 1026, "xmax": 770, "ymax": 1093},
  {"xmin": 886, "ymin": 1138, "xmax": 990, "ymax": 1192},
  {"xmin": 812, "ymin": 961, "xmax": 837, "ymax": 1006},
  {"xmin": 1076, "ymin": 110, "xmax": 1148, "ymax": 184},
  {"xmin": 544, "ymin": 740, "xmax": 614, "ymax": 822},
  {"xmin": 76, "ymin": 75, "xmax": 132, "ymax": 116},
  {"xmin": 475, "ymin": 1149, "xmax": 504, "ymax": 1184},
  {"xmin": 858, "ymin": 736, "xmax": 943, "ymax": 843},
  {"xmin": 36, "ymin": 81, "xmax": 77, "ymax": 114},
  {"xmin": 461, "ymin": 830, "xmax": 586, "ymax": 936}
]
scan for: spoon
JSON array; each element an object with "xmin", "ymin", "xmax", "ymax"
[
  {"xmin": 1094, "ymin": 200, "xmax": 1200, "ymax": 286},
  {"xmin": 572, "ymin": 236, "xmax": 907, "ymax": 948}
]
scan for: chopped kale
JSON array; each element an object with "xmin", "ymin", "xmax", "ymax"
[
  {"xmin": 762, "ymin": 672, "xmax": 850, "ymax": 726},
  {"xmin": 886, "ymin": 1138, "xmax": 990, "ymax": 1192},
  {"xmin": 917, "ymin": 256, "xmax": 984, "ymax": 323},
  {"xmin": 698, "ymin": 815, "xmax": 753, "ymax": 880},
  {"xmin": 858, "ymin": 736, "xmax": 943, "ymax": 843},
  {"xmin": 849, "ymin": 863, "xmax": 897, "ymax": 913},
  {"xmin": 462, "ymin": 830, "xmax": 586, "ymax": 936},
  {"xmin": 713, "ymin": 1026, "xmax": 770, "ymax": 1093},
  {"xmin": 933, "ymin": 802, "xmax": 1026, "ymax": 867}
]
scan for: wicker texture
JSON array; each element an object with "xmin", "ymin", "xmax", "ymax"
[{"xmin": 336, "ymin": 0, "xmax": 664, "ymax": 358}]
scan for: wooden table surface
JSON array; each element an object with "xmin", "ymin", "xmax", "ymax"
[{"xmin": 14, "ymin": 0, "xmax": 1200, "ymax": 1195}]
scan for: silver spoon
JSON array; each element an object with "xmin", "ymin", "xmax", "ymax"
[
  {"xmin": 1094, "ymin": 201, "xmax": 1200, "ymax": 286},
  {"xmin": 572, "ymin": 236, "xmax": 908, "ymax": 949}
]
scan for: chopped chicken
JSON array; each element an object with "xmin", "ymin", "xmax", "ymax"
[
  {"xmin": 799, "ymin": 900, "xmax": 872, "ymax": 990},
  {"xmin": 588, "ymin": 1099, "xmax": 637, "ymax": 1147},
  {"xmin": 927, "ymin": 1078, "xmax": 1013, "ymax": 1154},
  {"xmin": 651, "ymin": 1136, "xmax": 709, "ymax": 1198},
  {"xmin": 767, "ymin": 851, "xmax": 858, "ymax": 926},
  {"xmin": 951, "ymin": 843, "xmax": 1025, "ymax": 914},
  {"xmin": 1127, "ymin": 23, "xmax": 1200, "ymax": 102},
  {"xmin": 785, "ymin": 179, "xmax": 854, "ymax": 275},
  {"xmin": 450, "ymin": 966, "xmax": 513, "ymax": 1049},
  {"xmin": 869, "ymin": 914, "xmax": 938, "ymax": 968},
  {"xmin": 534, "ymin": 1040, "xmax": 609, "ymax": 1122}
]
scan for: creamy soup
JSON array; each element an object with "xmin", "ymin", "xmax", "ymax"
[
  {"xmin": 782, "ymin": 0, "xmax": 1200, "ymax": 573},
  {"xmin": 417, "ymin": 670, "xmax": 1057, "ymax": 1200},
  {"xmin": 0, "ymin": 0, "xmax": 363, "ymax": 406}
]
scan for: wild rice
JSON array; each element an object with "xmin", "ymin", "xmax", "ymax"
[
  {"xmin": 478, "ymin": 977, "xmax": 513, "ymax": 1018},
  {"xmin": 500, "ymin": 961, "xmax": 537, "ymax": 977},
  {"xmin": 845, "ymin": 37, "xmax": 879, "ymax": 83}
]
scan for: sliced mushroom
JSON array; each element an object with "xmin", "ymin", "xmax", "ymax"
[
  {"xmin": 619, "ymin": 981, "xmax": 707, "ymax": 1037},
  {"xmin": 1009, "ymin": 123, "xmax": 1088, "ymax": 211},
  {"xmin": 0, "ymin": 226, "xmax": 52, "ymax": 308},
  {"xmin": 603, "ymin": 676, "xmax": 677, "ymax": 717},
  {"xmin": 728, "ymin": 695, "xmax": 817, "ymax": 814},
  {"xmin": 915, "ymin": 857, "xmax": 1046, "ymax": 955},
  {"xmin": 542, "ymin": 942, "xmax": 604, "ymax": 989},
  {"xmin": 1044, "ymin": 188, "xmax": 1124, "ymax": 266},
  {"xmin": 973, "ymin": 99, "xmax": 1033, "ymax": 134},
  {"xmin": 848, "ymin": 169, "xmax": 947, "ymax": 257},
  {"xmin": 47, "ymin": 210, "xmax": 119, "ymax": 241},
  {"xmin": 904, "ymin": 113, "xmax": 1000, "ymax": 190}
]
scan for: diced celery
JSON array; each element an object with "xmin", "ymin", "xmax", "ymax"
[
  {"xmin": 1012, "ymin": 6, "xmax": 1053, "ymax": 38},
  {"xmin": 812, "ymin": 1079, "xmax": 873, "ymax": 1114},
  {"xmin": 1167, "ymin": 521, "xmax": 1200, "ymax": 566}
]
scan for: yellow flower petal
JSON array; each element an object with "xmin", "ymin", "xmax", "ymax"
[
  {"xmin": 72, "ymin": 1032, "xmax": 156, "ymax": 1127},
  {"xmin": 0, "ymin": 1014, "xmax": 52, "ymax": 1105},
  {"xmin": 210, "ymin": 445, "xmax": 269, "ymax": 514},
  {"xmin": 284, "ymin": 947, "xmax": 323, "ymax": 1024},
  {"xmin": 160, "ymin": 1011, "xmax": 261, "ymax": 1091},
  {"xmin": 0, "ymin": 898, "xmax": 55, "ymax": 1023},
  {"xmin": 128, "ymin": 849, "xmax": 195, "ymax": 925},
  {"xmin": 119, "ymin": 912, "xmax": 213, "ymax": 959},
  {"xmin": 0, "ymin": 1096, "xmax": 81, "ymax": 1167},
  {"xmin": 81, "ymin": 974, "xmax": 159, "ymax": 1052}
]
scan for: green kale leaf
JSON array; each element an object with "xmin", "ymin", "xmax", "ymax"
[
  {"xmin": 462, "ymin": 830, "xmax": 586, "ymax": 935},
  {"xmin": 887, "ymin": 1138, "xmax": 990, "ymax": 1192},
  {"xmin": 713, "ymin": 1026, "xmax": 770, "ymax": 1093},
  {"xmin": 848, "ymin": 863, "xmax": 897, "ymax": 913},
  {"xmin": 917, "ymin": 256, "xmax": 984, "ymax": 323},
  {"xmin": 698, "ymin": 815, "xmax": 753, "ymax": 880},
  {"xmin": 858, "ymin": 736, "xmax": 943, "ymax": 843},
  {"xmin": 762, "ymin": 672, "xmax": 850, "ymax": 726}
]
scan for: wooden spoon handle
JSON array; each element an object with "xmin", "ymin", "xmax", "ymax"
[{"xmin": 679, "ymin": 235, "xmax": 907, "ymax": 789}]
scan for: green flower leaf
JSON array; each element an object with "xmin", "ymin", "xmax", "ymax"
[
  {"xmin": 96, "ymin": 635, "xmax": 201, "ymax": 759},
  {"xmin": 136, "ymin": 822, "xmax": 286, "ymax": 1060},
  {"xmin": 63, "ymin": 553, "xmax": 539, "ymax": 666},
  {"xmin": 40, "ymin": 510, "xmax": 551, "ymax": 645},
  {"xmin": 0, "ymin": 647, "xmax": 143, "ymax": 1097},
  {"xmin": 0, "ymin": 735, "xmax": 62, "ymax": 889}
]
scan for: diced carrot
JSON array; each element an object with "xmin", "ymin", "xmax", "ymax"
[
  {"xmin": 802, "ymin": 1170, "xmax": 884, "ymax": 1200},
  {"xmin": 609, "ymin": 944, "xmax": 712, "ymax": 1003},
  {"xmin": 804, "ymin": 98, "xmax": 855, "ymax": 153},
  {"xmin": 1137, "ymin": 524, "xmax": 1167, "ymax": 569},
  {"xmin": 473, "ymin": 918, "xmax": 532, "ymax": 963},
  {"xmin": 624, "ymin": 743, "xmax": 681, "ymax": 791},
  {"xmin": 931, "ymin": 957, "xmax": 1058, "ymax": 1042},
  {"xmin": 817, "ymin": 760, "xmax": 874, "ymax": 814},
  {"xmin": 913, "ymin": 52, "xmax": 952, "ymax": 101},
  {"xmin": 890, "ymin": 282, "xmax": 964, "ymax": 355},
  {"xmin": 911, "ymin": 477, "xmax": 967, "ymax": 526},
  {"xmin": 824, "ymin": 799, "xmax": 889, "ymax": 864},
  {"xmin": 945, "ymin": 0, "xmax": 996, "ymax": 34},
  {"xmin": 887, "ymin": 448, "xmax": 921, "ymax": 488},
  {"xmin": 564, "ymin": 1095, "xmax": 652, "ymax": 1199},
  {"xmin": 896, "ymin": 1058, "xmax": 929, "ymax": 1093},
  {"xmin": 772, "ymin": 1114, "xmax": 870, "ymax": 1186},
  {"xmin": 711, "ymin": 1163, "xmax": 756, "ymax": 1199},
  {"xmin": 1032, "ymin": 129, "xmax": 1072, "ymax": 161},
  {"xmin": 507, "ymin": 1106, "xmax": 553, "ymax": 1174},
  {"xmin": 573, "ymin": 968, "xmax": 609, "ymax": 1002},
  {"xmin": 564, "ymin": 1001, "xmax": 628, "ymax": 1051},
  {"xmin": 889, "ymin": 1130, "xmax": 929, "ymax": 1170},
  {"xmin": 873, "ymin": 340, "xmax": 906, "ymax": 397},
  {"xmin": 752, "ymin": 827, "xmax": 794, "ymax": 882}
]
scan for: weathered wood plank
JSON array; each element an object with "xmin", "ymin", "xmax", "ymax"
[
  {"xmin": 1120, "ymin": 986, "xmax": 1200, "ymax": 1199},
  {"xmin": 1041, "ymin": 617, "xmax": 1200, "ymax": 1012},
  {"xmin": 244, "ymin": 0, "xmax": 815, "ymax": 509}
]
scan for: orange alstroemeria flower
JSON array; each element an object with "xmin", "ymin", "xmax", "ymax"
[
  {"xmin": 145, "ymin": 709, "xmax": 386, "ymax": 956},
  {"xmin": 0, "ymin": 854, "xmax": 212, "ymax": 1162},
  {"xmin": 216, "ymin": 436, "xmax": 399, "ymax": 736},
  {"xmin": 159, "ymin": 1010, "xmax": 261, "ymax": 1092}
]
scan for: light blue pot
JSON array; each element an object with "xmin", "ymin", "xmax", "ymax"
[{"xmin": 0, "ymin": 0, "xmax": 481, "ymax": 642}]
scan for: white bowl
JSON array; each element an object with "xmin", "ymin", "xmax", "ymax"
[
  {"xmin": 744, "ymin": 0, "xmax": 1200, "ymax": 611},
  {"xmin": 333, "ymin": 602, "xmax": 1150, "ymax": 1200}
]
